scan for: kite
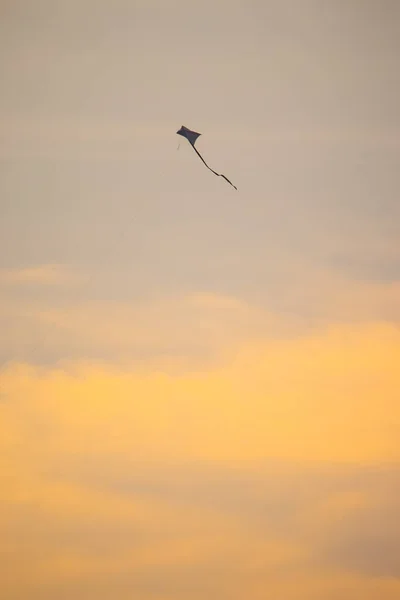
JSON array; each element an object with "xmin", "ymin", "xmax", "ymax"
[{"xmin": 176, "ymin": 125, "xmax": 237, "ymax": 190}]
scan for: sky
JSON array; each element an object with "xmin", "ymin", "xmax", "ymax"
[{"xmin": 0, "ymin": 0, "xmax": 399, "ymax": 598}]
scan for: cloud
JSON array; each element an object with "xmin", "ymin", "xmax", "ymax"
[
  {"xmin": 0, "ymin": 264, "xmax": 81, "ymax": 287},
  {"xmin": 1, "ymin": 263, "xmax": 399, "ymax": 368},
  {"xmin": 2, "ymin": 437, "xmax": 400, "ymax": 599},
  {"xmin": 1, "ymin": 288, "xmax": 400, "ymax": 597},
  {"xmin": 2, "ymin": 318, "xmax": 399, "ymax": 465},
  {"xmin": 0, "ymin": 290, "xmax": 304, "ymax": 368},
  {"xmin": 320, "ymin": 485, "xmax": 400, "ymax": 578},
  {"xmin": 1, "ymin": 280, "xmax": 399, "ymax": 600}
]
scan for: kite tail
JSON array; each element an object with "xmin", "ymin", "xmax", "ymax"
[
  {"xmin": 220, "ymin": 174, "xmax": 237, "ymax": 191},
  {"xmin": 191, "ymin": 145, "xmax": 237, "ymax": 191}
]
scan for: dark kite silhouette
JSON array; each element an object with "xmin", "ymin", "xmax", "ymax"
[{"xmin": 176, "ymin": 125, "xmax": 237, "ymax": 190}]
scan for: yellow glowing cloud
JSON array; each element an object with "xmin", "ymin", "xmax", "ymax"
[
  {"xmin": 2, "ymin": 321, "xmax": 399, "ymax": 466},
  {"xmin": 1, "ymin": 320, "xmax": 400, "ymax": 599},
  {"xmin": 1, "ymin": 296, "xmax": 399, "ymax": 600}
]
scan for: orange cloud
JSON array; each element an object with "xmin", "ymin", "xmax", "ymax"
[
  {"xmin": 247, "ymin": 570, "xmax": 400, "ymax": 600},
  {"xmin": 2, "ymin": 321, "xmax": 399, "ymax": 466},
  {"xmin": 1, "ymin": 318, "xmax": 399, "ymax": 599}
]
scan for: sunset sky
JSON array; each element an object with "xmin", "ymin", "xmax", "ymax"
[{"xmin": 1, "ymin": 1, "xmax": 400, "ymax": 599}]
